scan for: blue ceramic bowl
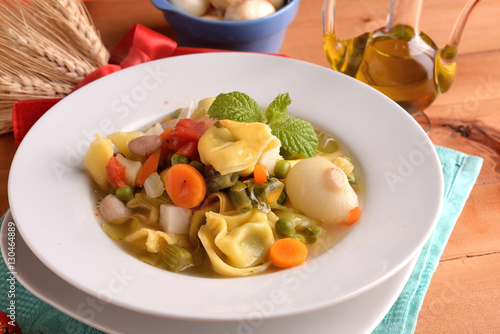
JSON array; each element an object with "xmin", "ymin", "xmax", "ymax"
[{"xmin": 151, "ymin": 0, "xmax": 300, "ymax": 53}]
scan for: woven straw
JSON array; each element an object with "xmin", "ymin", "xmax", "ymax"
[{"xmin": 0, "ymin": 0, "xmax": 109, "ymax": 135}]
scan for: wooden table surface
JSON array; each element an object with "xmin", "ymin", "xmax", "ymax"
[{"xmin": 1, "ymin": 0, "xmax": 499, "ymax": 332}]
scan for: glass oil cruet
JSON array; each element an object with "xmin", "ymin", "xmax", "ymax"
[{"xmin": 322, "ymin": 0, "xmax": 481, "ymax": 117}]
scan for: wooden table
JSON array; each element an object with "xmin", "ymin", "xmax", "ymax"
[{"xmin": 1, "ymin": 0, "xmax": 499, "ymax": 332}]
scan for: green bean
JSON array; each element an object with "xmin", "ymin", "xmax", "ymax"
[
  {"xmin": 231, "ymin": 180, "xmax": 247, "ymax": 192},
  {"xmin": 265, "ymin": 178, "xmax": 284, "ymax": 194},
  {"xmin": 275, "ymin": 218, "xmax": 295, "ymax": 237},
  {"xmin": 189, "ymin": 160, "xmax": 205, "ymax": 175},
  {"xmin": 115, "ymin": 185, "xmax": 134, "ymax": 202},
  {"xmin": 247, "ymin": 182, "xmax": 270, "ymax": 210},
  {"xmin": 229, "ymin": 182, "xmax": 252, "ymax": 213},
  {"xmin": 163, "ymin": 244, "xmax": 194, "ymax": 272},
  {"xmin": 206, "ymin": 172, "xmax": 239, "ymax": 193},
  {"xmin": 171, "ymin": 153, "xmax": 190, "ymax": 166},
  {"xmin": 273, "ymin": 160, "xmax": 291, "ymax": 179}
]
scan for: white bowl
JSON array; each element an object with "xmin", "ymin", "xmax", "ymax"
[{"xmin": 8, "ymin": 53, "xmax": 443, "ymax": 321}]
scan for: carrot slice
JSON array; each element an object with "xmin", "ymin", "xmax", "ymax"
[
  {"xmin": 164, "ymin": 163, "xmax": 206, "ymax": 209},
  {"xmin": 160, "ymin": 127, "xmax": 174, "ymax": 161},
  {"xmin": 135, "ymin": 149, "xmax": 161, "ymax": 186},
  {"xmin": 269, "ymin": 238, "xmax": 308, "ymax": 268},
  {"xmin": 266, "ymin": 189, "xmax": 282, "ymax": 203},
  {"xmin": 342, "ymin": 207, "xmax": 361, "ymax": 225},
  {"xmin": 253, "ymin": 164, "xmax": 268, "ymax": 184}
]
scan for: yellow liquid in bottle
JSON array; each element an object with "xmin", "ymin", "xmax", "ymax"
[{"xmin": 323, "ymin": 25, "xmax": 457, "ymax": 114}]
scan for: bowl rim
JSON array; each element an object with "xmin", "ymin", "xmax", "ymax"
[{"xmin": 8, "ymin": 52, "xmax": 444, "ymax": 321}]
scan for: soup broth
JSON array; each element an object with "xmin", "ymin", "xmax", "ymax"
[{"xmin": 87, "ymin": 93, "xmax": 362, "ymax": 278}]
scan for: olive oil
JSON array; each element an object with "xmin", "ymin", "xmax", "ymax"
[{"xmin": 323, "ymin": 25, "xmax": 458, "ymax": 114}]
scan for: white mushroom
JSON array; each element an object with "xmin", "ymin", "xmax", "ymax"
[
  {"xmin": 285, "ymin": 157, "xmax": 359, "ymax": 224},
  {"xmin": 170, "ymin": 0, "xmax": 210, "ymax": 16},
  {"xmin": 266, "ymin": 0, "xmax": 285, "ymax": 10},
  {"xmin": 210, "ymin": 0, "xmax": 238, "ymax": 10},
  {"xmin": 224, "ymin": 0, "xmax": 276, "ymax": 21}
]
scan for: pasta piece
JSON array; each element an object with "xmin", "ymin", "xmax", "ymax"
[
  {"xmin": 126, "ymin": 193, "xmax": 171, "ymax": 225},
  {"xmin": 198, "ymin": 120, "xmax": 281, "ymax": 176},
  {"xmin": 189, "ymin": 192, "xmax": 234, "ymax": 246},
  {"xmin": 107, "ymin": 131, "xmax": 145, "ymax": 156},
  {"xmin": 198, "ymin": 209, "xmax": 277, "ymax": 277},
  {"xmin": 125, "ymin": 228, "xmax": 191, "ymax": 253},
  {"xmin": 84, "ymin": 134, "xmax": 114, "ymax": 189}
]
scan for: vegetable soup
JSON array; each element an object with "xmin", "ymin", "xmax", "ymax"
[{"xmin": 86, "ymin": 92, "xmax": 362, "ymax": 278}]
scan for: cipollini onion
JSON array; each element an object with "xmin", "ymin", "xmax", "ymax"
[
  {"xmin": 285, "ymin": 157, "xmax": 359, "ymax": 224},
  {"xmin": 224, "ymin": 0, "xmax": 276, "ymax": 21},
  {"xmin": 170, "ymin": 0, "xmax": 210, "ymax": 16}
]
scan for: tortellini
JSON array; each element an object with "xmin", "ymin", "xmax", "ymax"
[
  {"xmin": 198, "ymin": 209, "xmax": 278, "ymax": 277},
  {"xmin": 125, "ymin": 228, "xmax": 191, "ymax": 253},
  {"xmin": 198, "ymin": 120, "xmax": 281, "ymax": 176}
]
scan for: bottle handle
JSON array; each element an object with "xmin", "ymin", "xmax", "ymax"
[{"xmin": 322, "ymin": 0, "xmax": 336, "ymax": 37}]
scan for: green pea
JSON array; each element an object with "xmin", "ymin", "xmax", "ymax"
[
  {"xmin": 171, "ymin": 153, "xmax": 190, "ymax": 166},
  {"xmin": 273, "ymin": 160, "xmax": 291, "ymax": 179},
  {"xmin": 115, "ymin": 185, "xmax": 134, "ymax": 202},
  {"xmin": 275, "ymin": 218, "xmax": 295, "ymax": 237},
  {"xmin": 295, "ymin": 226, "xmax": 322, "ymax": 244},
  {"xmin": 290, "ymin": 233, "xmax": 306, "ymax": 243},
  {"xmin": 349, "ymin": 181, "xmax": 360, "ymax": 192},
  {"xmin": 307, "ymin": 226, "xmax": 323, "ymax": 236}
]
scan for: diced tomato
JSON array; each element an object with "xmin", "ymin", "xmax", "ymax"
[
  {"xmin": 176, "ymin": 141, "xmax": 199, "ymax": 161},
  {"xmin": 168, "ymin": 119, "xmax": 206, "ymax": 151},
  {"xmin": 106, "ymin": 156, "xmax": 127, "ymax": 189}
]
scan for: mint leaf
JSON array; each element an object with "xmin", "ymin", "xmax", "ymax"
[
  {"xmin": 270, "ymin": 114, "xmax": 319, "ymax": 158},
  {"xmin": 207, "ymin": 91, "xmax": 319, "ymax": 158},
  {"xmin": 266, "ymin": 93, "xmax": 318, "ymax": 158},
  {"xmin": 207, "ymin": 92, "xmax": 265, "ymax": 123},
  {"xmin": 265, "ymin": 93, "xmax": 291, "ymax": 124}
]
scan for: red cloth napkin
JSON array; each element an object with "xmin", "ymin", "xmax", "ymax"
[{"xmin": 12, "ymin": 24, "xmax": 256, "ymax": 145}]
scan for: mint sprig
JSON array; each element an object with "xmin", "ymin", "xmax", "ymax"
[
  {"xmin": 207, "ymin": 92, "xmax": 319, "ymax": 158},
  {"xmin": 207, "ymin": 91, "xmax": 265, "ymax": 123}
]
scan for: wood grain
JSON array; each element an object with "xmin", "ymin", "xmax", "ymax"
[{"xmin": 1, "ymin": 0, "xmax": 498, "ymax": 332}]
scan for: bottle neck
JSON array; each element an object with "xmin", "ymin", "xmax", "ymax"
[{"xmin": 386, "ymin": 0, "xmax": 423, "ymax": 34}]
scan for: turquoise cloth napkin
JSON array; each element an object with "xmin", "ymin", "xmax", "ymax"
[
  {"xmin": 0, "ymin": 146, "xmax": 482, "ymax": 334},
  {"xmin": 372, "ymin": 146, "xmax": 483, "ymax": 334}
]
